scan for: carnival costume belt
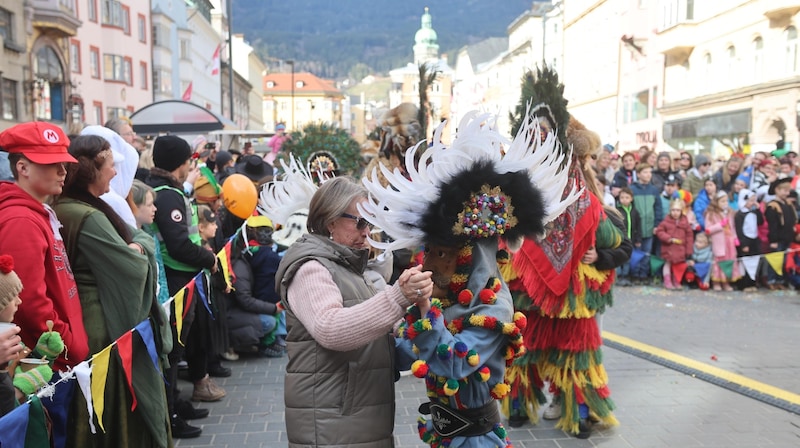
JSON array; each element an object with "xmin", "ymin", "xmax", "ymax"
[{"xmin": 419, "ymin": 400, "xmax": 500, "ymax": 438}]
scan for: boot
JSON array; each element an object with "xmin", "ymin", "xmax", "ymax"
[
  {"xmin": 171, "ymin": 414, "xmax": 202, "ymax": 438},
  {"xmin": 663, "ymin": 273, "xmax": 674, "ymax": 290},
  {"xmin": 191, "ymin": 374, "xmax": 226, "ymax": 402}
]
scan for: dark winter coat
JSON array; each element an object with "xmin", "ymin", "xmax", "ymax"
[
  {"xmin": 228, "ymin": 251, "xmax": 279, "ymax": 348},
  {"xmin": 617, "ymin": 203, "xmax": 642, "ymax": 245}
]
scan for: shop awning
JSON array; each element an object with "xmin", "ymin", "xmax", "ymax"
[
  {"xmin": 663, "ymin": 109, "xmax": 751, "ymax": 140},
  {"xmin": 130, "ymin": 100, "xmax": 238, "ymax": 135}
]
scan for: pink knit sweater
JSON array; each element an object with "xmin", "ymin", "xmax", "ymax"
[{"xmin": 286, "ymin": 260, "xmax": 412, "ymax": 351}]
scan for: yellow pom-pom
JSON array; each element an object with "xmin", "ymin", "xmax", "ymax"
[
  {"xmin": 490, "ymin": 382, "xmax": 511, "ymax": 399},
  {"xmin": 443, "ymin": 379, "xmax": 460, "ymax": 396},
  {"xmin": 467, "ymin": 350, "xmax": 480, "ymax": 366},
  {"xmin": 501, "ymin": 322, "xmax": 516, "ymax": 335},
  {"xmin": 477, "ymin": 366, "xmax": 491, "ymax": 382},
  {"xmin": 513, "ymin": 311, "xmax": 527, "ymax": 330},
  {"xmin": 411, "ymin": 360, "xmax": 429, "ymax": 378}
]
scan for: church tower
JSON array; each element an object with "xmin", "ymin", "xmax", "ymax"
[{"xmin": 413, "ymin": 7, "xmax": 440, "ymax": 64}]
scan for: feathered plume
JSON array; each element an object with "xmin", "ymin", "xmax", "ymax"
[
  {"xmin": 258, "ymin": 154, "xmax": 318, "ymax": 227},
  {"xmin": 360, "ymin": 109, "xmax": 580, "ymax": 252}
]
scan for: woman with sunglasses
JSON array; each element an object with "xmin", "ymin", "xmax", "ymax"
[{"xmin": 275, "ymin": 176, "xmax": 433, "ymax": 447}]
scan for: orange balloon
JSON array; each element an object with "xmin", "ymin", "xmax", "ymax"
[{"xmin": 222, "ymin": 174, "xmax": 257, "ymax": 219}]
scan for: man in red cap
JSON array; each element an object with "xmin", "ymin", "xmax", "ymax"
[{"xmin": 0, "ymin": 122, "xmax": 90, "ymax": 448}]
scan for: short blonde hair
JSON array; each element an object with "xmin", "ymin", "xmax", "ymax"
[{"xmin": 307, "ymin": 177, "xmax": 367, "ymax": 236}]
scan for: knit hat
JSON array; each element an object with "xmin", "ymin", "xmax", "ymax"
[
  {"xmin": 736, "ymin": 172, "xmax": 750, "ymax": 185},
  {"xmin": 152, "ymin": 135, "xmax": 192, "ymax": 172},
  {"xmin": 694, "ymin": 154, "xmax": 711, "ymax": 167},
  {"xmin": 0, "ymin": 122, "xmax": 76, "ymax": 164},
  {"xmin": 0, "ymin": 254, "xmax": 23, "ymax": 311},
  {"xmin": 215, "ymin": 150, "xmax": 233, "ymax": 168}
]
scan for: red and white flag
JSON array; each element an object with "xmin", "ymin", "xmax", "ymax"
[
  {"xmin": 209, "ymin": 44, "xmax": 221, "ymax": 76},
  {"xmin": 182, "ymin": 82, "xmax": 193, "ymax": 101}
]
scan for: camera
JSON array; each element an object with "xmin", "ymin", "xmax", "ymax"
[{"xmin": 204, "ymin": 142, "xmax": 216, "ymax": 150}]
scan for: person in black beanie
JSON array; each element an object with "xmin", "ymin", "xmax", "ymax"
[{"xmin": 145, "ymin": 135, "xmax": 222, "ymax": 438}]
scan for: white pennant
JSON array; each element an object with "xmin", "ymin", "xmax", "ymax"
[
  {"xmin": 741, "ymin": 255, "xmax": 760, "ymax": 281},
  {"xmin": 73, "ymin": 361, "xmax": 96, "ymax": 434}
]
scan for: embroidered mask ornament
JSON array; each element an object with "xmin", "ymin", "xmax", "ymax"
[{"xmin": 361, "ymin": 110, "xmax": 579, "ymax": 446}]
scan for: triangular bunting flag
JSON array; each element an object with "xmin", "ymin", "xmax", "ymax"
[
  {"xmin": 764, "ymin": 251, "xmax": 785, "ymax": 276},
  {"xmin": 630, "ymin": 249, "xmax": 647, "ymax": 272},
  {"xmin": 115, "ymin": 331, "xmax": 137, "ymax": 411},
  {"xmin": 74, "ymin": 361, "xmax": 96, "ymax": 434},
  {"xmin": 174, "ymin": 288, "xmax": 186, "ymax": 345},
  {"xmin": 25, "ymin": 396, "xmax": 49, "ymax": 448},
  {"xmin": 694, "ymin": 262, "xmax": 711, "ymax": 282},
  {"xmin": 671, "ymin": 262, "xmax": 688, "ymax": 284},
  {"xmin": 742, "ymin": 255, "xmax": 760, "ymax": 281},
  {"xmin": 134, "ymin": 320, "xmax": 162, "ymax": 377},
  {"xmin": 0, "ymin": 401, "xmax": 30, "ymax": 447},
  {"xmin": 649, "ymin": 255, "xmax": 665, "ymax": 277},
  {"xmin": 718, "ymin": 260, "xmax": 734, "ymax": 280},
  {"xmin": 196, "ymin": 272, "xmax": 214, "ymax": 319},
  {"xmin": 217, "ymin": 241, "xmax": 235, "ymax": 290},
  {"xmin": 184, "ymin": 279, "xmax": 196, "ymax": 320},
  {"xmin": 90, "ymin": 345, "xmax": 113, "ymax": 433}
]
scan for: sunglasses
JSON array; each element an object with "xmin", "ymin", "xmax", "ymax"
[{"xmin": 340, "ymin": 213, "xmax": 373, "ymax": 230}]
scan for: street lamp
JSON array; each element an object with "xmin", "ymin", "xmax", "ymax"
[{"xmin": 286, "ymin": 60, "xmax": 294, "ymax": 130}]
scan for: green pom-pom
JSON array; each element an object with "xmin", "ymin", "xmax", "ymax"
[{"xmin": 443, "ymin": 378, "xmax": 459, "ymax": 396}]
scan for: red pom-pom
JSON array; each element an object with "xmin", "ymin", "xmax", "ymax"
[
  {"xmin": 458, "ymin": 289, "xmax": 473, "ymax": 306},
  {"xmin": 411, "ymin": 360, "xmax": 429, "ymax": 378},
  {"xmin": 0, "ymin": 255, "xmax": 14, "ymax": 274},
  {"xmin": 486, "ymin": 277, "xmax": 502, "ymax": 293},
  {"xmin": 478, "ymin": 289, "xmax": 496, "ymax": 304},
  {"xmin": 513, "ymin": 312, "xmax": 527, "ymax": 330}
]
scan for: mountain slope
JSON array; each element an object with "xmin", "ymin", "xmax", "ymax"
[{"xmin": 232, "ymin": 0, "xmax": 531, "ymax": 78}]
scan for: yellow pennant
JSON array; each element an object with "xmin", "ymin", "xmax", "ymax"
[
  {"xmin": 90, "ymin": 345, "xmax": 113, "ymax": 433},
  {"xmin": 216, "ymin": 245, "xmax": 234, "ymax": 291},
  {"xmin": 174, "ymin": 288, "xmax": 186, "ymax": 345},
  {"xmin": 764, "ymin": 252, "xmax": 785, "ymax": 276}
]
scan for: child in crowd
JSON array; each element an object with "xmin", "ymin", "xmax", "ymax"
[
  {"xmin": 630, "ymin": 163, "xmax": 662, "ymax": 284},
  {"xmin": 130, "ymin": 180, "xmax": 170, "ymax": 305},
  {"xmin": 764, "ymin": 178, "xmax": 798, "ymax": 289},
  {"xmin": 656, "ymin": 199, "xmax": 694, "ymax": 290},
  {"xmin": 198, "ymin": 205, "xmax": 219, "ymax": 250},
  {"xmin": 735, "ymin": 190, "xmax": 763, "ymax": 291},
  {"xmin": 0, "ymin": 254, "xmax": 64, "ymax": 417},
  {"xmin": 705, "ymin": 191, "xmax": 740, "ymax": 291},
  {"xmin": 693, "ymin": 178, "xmax": 717, "ymax": 231},
  {"xmin": 616, "ymin": 187, "xmax": 641, "ymax": 286},
  {"xmin": 687, "ymin": 233, "xmax": 712, "ymax": 290}
]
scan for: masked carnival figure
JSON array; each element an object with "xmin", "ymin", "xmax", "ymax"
[
  {"xmin": 501, "ymin": 67, "xmax": 630, "ymax": 439},
  {"xmin": 361, "ymin": 109, "xmax": 579, "ymax": 447}
]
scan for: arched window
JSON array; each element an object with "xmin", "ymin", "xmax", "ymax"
[
  {"xmin": 726, "ymin": 45, "xmax": 736, "ymax": 86},
  {"xmin": 33, "ymin": 46, "xmax": 65, "ymax": 121},
  {"xmin": 785, "ymin": 26, "xmax": 798, "ymax": 75},
  {"xmin": 702, "ymin": 52, "xmax": 713, "ymax": 92},
  {"xmin": 753, "ymin": 36, "xmax": 763, "ymax": 82}
]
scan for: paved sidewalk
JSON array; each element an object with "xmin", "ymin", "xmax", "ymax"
[{"xmin": 175, "ymin": 287, "xmax": 800, "ymax": 447}]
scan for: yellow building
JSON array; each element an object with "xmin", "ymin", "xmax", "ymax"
[
  {"xmin": 657, "ymin": 0, "xmax": 800, "ymax": 156},
  {"xmin": 262, "ymin": 71, "xmax": 344, "ymax": 132}
]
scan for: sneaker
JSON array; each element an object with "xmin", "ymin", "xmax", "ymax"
[
  {"xmin": 257, "ymin": 343, "xmax": 285, "ymax": 358},
  {"xmin": 171, "ymin": 414, "xmax": 202, "ymax": 438},
  {"xmin": 220, "ymin": 348, "xmax": 239, "ymax": 361},
  {"xmin": 191, "ymin": 374, "xmax": 226, "ymax": 402},
  {"xmin": 175, "ymin": 398, "xmax": 209, "ymax": 420},
  {"xmin": 542, "ymin": 400, "xmax": 561, "ymax": 420}
]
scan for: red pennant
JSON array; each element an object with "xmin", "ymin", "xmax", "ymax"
[
  {"xmin": 671, "ymin": 262, "xmax": 688, "ymax": 284},
  {"xmin": 183, "ymin": 279, "xmax": 196, "ymax": 319},
  {"xmin": 115, "ymin": 331, "xmax": 137, "ymax": 411}
]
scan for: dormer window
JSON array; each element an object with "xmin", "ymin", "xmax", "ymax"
[
  {"xmin": 295, "ymin": 80, "xmax": 304, "ymax": 88},
  {"xmin": 266, "ymin": 81, "xmax": 275, "ymax": 88}
]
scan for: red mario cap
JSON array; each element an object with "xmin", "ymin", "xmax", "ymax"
[{"xmin": 0, "ymin": 122, "xmax": 76, "ymax": 164}]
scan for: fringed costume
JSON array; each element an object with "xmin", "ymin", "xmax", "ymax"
[
  {"xmin": 362, "ymin": 110, "xmax": 578, "ymax": 447},
  {"xmin": 500, "ymin": 67, "xmax": 622, "ymax": 438}
]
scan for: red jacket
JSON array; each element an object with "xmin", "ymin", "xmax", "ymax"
[
  {"xmin": 0, "ymin": 182, "xmax": 89, "ymax": 369},
  {"xmin": 655, "ymin": 214, "xmax": 694, "ymax": 264}
]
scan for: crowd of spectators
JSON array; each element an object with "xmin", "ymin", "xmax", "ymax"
[{"xmin": 592, "ymin": 143, "xmax": 800, "ymax": 291}]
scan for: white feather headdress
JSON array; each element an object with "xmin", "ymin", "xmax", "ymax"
[
  {"xmin": 257, "ymin": 155, "xmax": 318, "ymax": 227},
  {"xmin": 359, "ymin": 109, "xmax": 581, "ymax": 252}
]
